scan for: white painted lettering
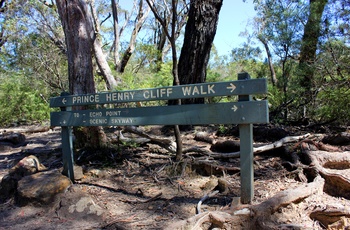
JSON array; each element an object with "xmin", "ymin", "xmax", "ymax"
[
  {"xmin": 167, "ymin": 88, "xmax": 172, "ymax": 97},
  {"xmin": 72, "ymin": 94, "xmax": 99, "ymax": 104},
  {"xmin": 105, "ymin": 111, "xmax": 121, "ymax": 116},
  {"xmin": 182, "ymin": 86, "xmax": 192, "ymax": 96},
  {"xmin": 192, "ymin": 86, "xmax": 200, "ymax": 95},
  {"xmin": 208, "ymin": 84, "xmax": 215, "ymax": 94},
  {"xmin": 89, "ymin": 112, "xmax": 102, "ymax": 117},
  {"xmin": 111, "ymin": 118, "xmax": 133, "ymax": 124},
  {"xmin": 143, "ymin": 90, "xmax": 150, "ymax": 99},
  {"xmin": 89, "ymin": 118, "xmax": 107, "ymax": 125}
]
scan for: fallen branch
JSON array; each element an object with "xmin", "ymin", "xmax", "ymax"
[
  {"xmin": 196, "ymin": 190, "xmax": 219, "ymax": 214},
  {"xmin": 122, "ymin": 126, "xmax": 176, "ymax": 154},
  {"xmin": 186, "ymin": 133, "xmax": 313, "ymax": 159}
]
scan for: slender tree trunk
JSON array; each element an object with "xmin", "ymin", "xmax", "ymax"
[
  {"xmin": 111, "ymin": 0, "xmax": 120, "ymax": 69},
  {"xmin": 258, "ymin": 36, "xmax": 277, "ymax": 86},
  {"xmin": 117, "ymin": 0, "xmax": 152, "ymax": 73},
  {"xmin": 56, "ymin": 0, "xmax": 107, "ymax": 148},
  {"xmin": 90, "ymin": 0, "xmax": 119, "ymax": 90},
  {"xmin": 177, "ymin": 0, "xmax": 223, "ymax": 104},
  {"xmin": 298, "ymin": 0, "xmax": 328, "ymax": 104}
]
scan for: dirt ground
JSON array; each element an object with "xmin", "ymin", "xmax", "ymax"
[{"xmin": 0, "ymin": 124, "xmax": 349, "ymax": 229}]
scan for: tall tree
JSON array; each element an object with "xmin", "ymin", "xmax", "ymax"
[
  {"xmin": 90, "ymin": 0, "xmax": 119, "ymax": 90},
  {"xmin": 56, "ymin": 0, "xmax": 107, "ymax": 148},
  {"xmin": 118, "ymin": 0, "xmax": 152, "ymax": 73},
  {"xmin": 298, "ymin": 0, "xmax": 328, "ymax": 105},
  {"xmin": 177, "ymin": 0, "xmax": 223, "ymax": 104},
  {"xmin": 146, "ymin": 0, "xmax": 189, "ymax": 161}
]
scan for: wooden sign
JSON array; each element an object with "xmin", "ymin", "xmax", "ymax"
[
  {"xmin": 50, "ymin": 78, "xmax": 267, "ymax": 107},
  {"xmin": 50, "ymin": 101, "xmax": 269, "ymax": 126}
]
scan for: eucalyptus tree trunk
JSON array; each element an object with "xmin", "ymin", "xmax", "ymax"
[
  {"xmin": 258, "ymin": 35, "xmax": 277, "ymax": 86},
  {"xmin": 117, "ymin": 0, "xmax": 152, "ymax": 73},
  {"xmin": 298, "ymin": 0, "xmax": 328, "ymax": 104},
  {"xmin": 177, "ymin": 0, "xmax": 223, "ymax": 104},
  {"xmin": 90, "ymin": 0, "xmax": 119, "ymax": 90},
  {"xmin": 56, "ymin": 0, "xmax": 107, "ymax": 148}
]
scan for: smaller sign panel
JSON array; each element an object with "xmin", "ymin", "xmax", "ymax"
[
  {"xmin": 50, "ymin": 101, "xmax": 269, "ymax": 127},
  {"xmin": 50, "ymin": 79, "xmax": 267, "ymax": 107}
]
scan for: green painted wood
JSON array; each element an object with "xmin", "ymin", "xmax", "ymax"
[
  {"xmin": 61, "ymin": 126, "xmax": 74, "ymax": 181},
  {"xmin": 238, "ymin": 72, "xmax": 254, "ymax": 204},
  {"xmin": 59, "ymin": 92, "xmax": 75, "ymax": 181},
  {"xmin": 239, "ymin": 124, "xmax": 253, "ymax": 204},
  {"xmin": 50, "ymin": 79, "xmax": 267, "ymax": 107},
  {"xmin": 50, "ymin": 101, "xmax": 269, "ymax": 127}
]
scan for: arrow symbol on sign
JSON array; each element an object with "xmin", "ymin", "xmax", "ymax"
[
  {"xmin": 62, "ymin": 120, "xmax": 66, "ymax": 125},
  {"xmin": 231, "ymin": 105, "xmax": 238, "ymax": 112},
  {"xmin": 62, "ymin": 98, "xmax": 67, "ymax": 104},
  {"xmin": 227, "ymin": 83, "xmax": 236, "ymax": 92}
]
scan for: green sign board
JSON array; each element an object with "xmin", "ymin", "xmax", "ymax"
[
  {"xmin": 50, "ymin": 79, "xmax": 267, "ymax": 107},
  {"xmin": 50, "ymin": 101, "xmax": 269, "ymax": 126},
  {"xmin": 50, "ymin": 73, "xmax": 269, "ymax": 204}
]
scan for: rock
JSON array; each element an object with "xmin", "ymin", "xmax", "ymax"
[
  {"xmin": 56, "ymin": 185, "xmax": 105, "ymax": 222},
  {"xmin": 210, "ymin": 140, "xmax": 240, "ymax": 153},
  {"xmin": 16, "ymin": 170, "xmax": 71, "ymax": 206},
  {"xmin": 0, "ymin": 174, "xmax": 18, "ymax": 199},
  {"xmin": 201, "ymin": 176, "xmax": 218, "ymax": 191},
  {"xmin": 9, "ymin": 155, "xmax": 47, "ymax": 178},
  {"xmin": 194, "ymin": 131, "xmax": 214, "ymax": 144},
  {"xmin": 73, "ymin": 165, "xmax": 84, "ymax": 180},
  {"xmin": 215, "ymin": 178, "xmax": 230, "ymax": 194},
  {"xmin": 0, "ymin": 132, "xmax": 26, "ymax": 145},
  {"xmin": 0, "ymin": 155, "xmax": 47, "ymax": 200}
]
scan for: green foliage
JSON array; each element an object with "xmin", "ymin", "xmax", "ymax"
[
  {"xmin": 0, "ymin": 73, "xmax": 50, "ymax": 126},
  {"xmin": 315, "ymin": 86, "xmax": 350, "ymax": 124}
]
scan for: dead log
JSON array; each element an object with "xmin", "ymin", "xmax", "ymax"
[
  {"xmin": 197, "ymin": 133, "xmax": 313, "ymax": 159},
  {"xmin": 322, "ymin": 132, "xmax": 350, "ymax": 146},
  {"xmin": 2, "ymin": 126, "xmax": 50, "ymax": 134},
  {"xmin": 0, "ymin": 132, "xmax": 26, "ymax": 145}
]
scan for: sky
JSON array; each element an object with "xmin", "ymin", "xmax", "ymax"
[
  {"xmin": 213, "ymin": 1, "xmax": 256, "ymax": 56},
  {"xmin": 118, "ymin": 1, "xmax": 256, "ymax": 56}
]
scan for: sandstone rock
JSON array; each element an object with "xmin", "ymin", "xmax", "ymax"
[
  {"xmin": 0, "ymin": 155, "xmax": 47, "ymax": 200},
  {"xmin": 73, "ymin": 165, "xmax": 84, "ymax": 180},
  {"xmin": 16, "ymin": 170, "xmax": 71, "ymax": 206},
  {"xmin": 0, "ymin": 174, "xmax": 18, "ymax": 199},
  {"xmin": 56, "ymin": 185, "xmax": 105, "ymax": 222},
  {"xmin": 9, "ymin": 155, "xmax": 47, "ymax": 178}
]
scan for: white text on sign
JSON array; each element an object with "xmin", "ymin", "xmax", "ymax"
[{"xmin": 70, "ymin": 84, "xmax": 217, "ymax": 105}]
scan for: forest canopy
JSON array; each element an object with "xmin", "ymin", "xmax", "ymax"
[{"xmin": 0, "ymin": 0, "xmax": 349, "ymax": 126}]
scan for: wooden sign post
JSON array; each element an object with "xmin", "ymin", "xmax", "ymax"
[{"xmin": 50, "ymin": 73, "xmax": 269, "ymax": 203}]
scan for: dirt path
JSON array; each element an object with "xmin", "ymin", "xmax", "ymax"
[{"xmin": 0, "ymin": 125, "xmax": 348, "ymax": 229}]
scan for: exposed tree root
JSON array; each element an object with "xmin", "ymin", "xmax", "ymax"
[
  {"xmin": 251, "ymin": 176, "xmax": 324, "ymax": 229},
  {"xmin": 166, "ymin": 176, "xmax": 324, "ymax": 230},
  {"xmin": 310, "ymin": 206, "xmax": 350, "ymax": 228}
]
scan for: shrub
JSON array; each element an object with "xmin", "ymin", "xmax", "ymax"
[{"xmin": 0, "ymin": 73, "xmax": 50, "ymax": 126}]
